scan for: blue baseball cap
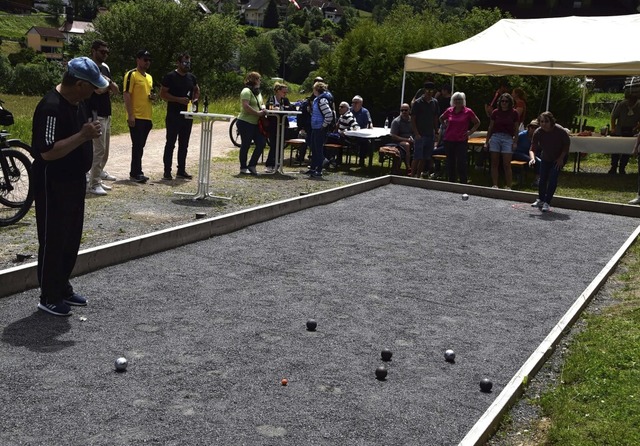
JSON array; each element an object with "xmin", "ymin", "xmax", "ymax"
[{"xmin": 67, "ymin": 57, "xmax": 109, "ymax": 89}]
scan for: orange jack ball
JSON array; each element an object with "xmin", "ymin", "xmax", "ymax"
[{"xmin": 281, "ymin": 378, "xmax": 288, "ymax": 386}]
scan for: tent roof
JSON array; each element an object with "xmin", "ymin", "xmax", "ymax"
[{"xmin": 404, "ymin": 14, "xmax": 640, "ymax": 76}]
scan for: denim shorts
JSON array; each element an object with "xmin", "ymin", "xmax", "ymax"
[
  {"xmin": 489, "ymin": 132, "xmax": 514, "ymax": 154},
  {"xmin": 414, "ymin": 135, "xmax": 434, "ymax": 160}
]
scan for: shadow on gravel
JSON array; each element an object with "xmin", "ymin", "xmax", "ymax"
[
  {"xmin": 2, "ymin": 312, "xmax": 74, "ymax": 352},
  {"xmin": 170, "ymin": 198, "xmax": 229, "ymax": 208}
]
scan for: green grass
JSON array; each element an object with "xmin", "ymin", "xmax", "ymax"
[
  {"xmin": 0, "ymin": 11, "xmax": 60, "ymax": 40},
  {"xmin": 538, "ymin": 242, "xmax": 640, "ymax": 445}
]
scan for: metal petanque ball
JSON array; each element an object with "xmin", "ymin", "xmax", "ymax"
[
  {"xmin": 462, "ymin": 194, "xmax": 469, "ymax": 201},
  {"xmin": 375, "ymin": 366, "xmax": 388, "ymax": 380},
  {"xmin": 381, "ymin": 348, "xmax": 393, "ymax": 362},
  {"xmin": 480, "ymin": 378, "xmax": 493, "ymax": 393},
  {"xmin": 115, "ymin": 357, "xmax": 128, "ymax": 372},
  {"xmin": 444, "ymin": 349, "xmax": 456, "ymax": 363},
  {"xmin": 306, "ymin": 319, "xmax": 317, "ymax": 331}
]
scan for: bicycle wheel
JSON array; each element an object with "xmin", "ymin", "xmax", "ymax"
[
  {"xmin": 0, "ymin": 148, "xmax": 33, "ymax": 226},
  {"xmin": 229, "ymin": 118, "xmax": 241, "ymax": 147}
]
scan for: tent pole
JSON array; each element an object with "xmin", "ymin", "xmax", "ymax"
[
  {"xmin": 546, "ymin": 76, "xmax": 551, "ymax": 111},
  {"xmin": 451, "ymin": 75, "xmax": 455, "ymax": 91},
  {"xmin": 400, "ymin": 69, "xmax": 407, "ymax": 106},
  {"xmin": 579, "ymin": 76, "xmax": 587, "ymax": 132}
]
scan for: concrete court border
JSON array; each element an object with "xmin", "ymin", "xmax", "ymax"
[{"xmin": 1, "ymin": 175, "xmax": 639, "ymax": 444}]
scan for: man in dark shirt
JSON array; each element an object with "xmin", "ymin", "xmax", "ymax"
[
  {"xmin": 31, "ymin": 57, "xmax": 107, "ymax": 316},
  {"xmin": 86, "ymin": 39, "xmax": 120, "ymax": 195},
  {"xmin": 160, "ymin": 52, "xmax": 199, "ymax": 180}
]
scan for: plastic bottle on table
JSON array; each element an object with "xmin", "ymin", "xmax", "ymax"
[{"xmin": 384, "ymin": 117, "xmax": 389, "ymax": 129}]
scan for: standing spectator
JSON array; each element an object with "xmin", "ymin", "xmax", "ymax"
[
  {"xmin": 435, "ymin": 84, "xmax": 452, "ymax": 116},
  {"xmin": 529, "ymin": 111, "xmax": 570, "ymax": 213},
  {"xmin": 609, "ymin": 91, "xmax": 640, "ymax": 174},
  {"xmin": 389, "ymin": 103, "xmax": 414, "ymax": 174},
  {"xmin": 123, "ymin": 49, "xmax": 155, "ymax": 183},
  {"xmin": 264, "ymin": 82, "xmax": 292, "ymax": 173},
  {"xmin": 351, "ymin": 95, "xmax": 372, "ymax": 166},
  {"xmin": 514, "ymin": 119, "xmax": 541, "ymax": 186},
  {"xmin": 476, "ymin": 79, "xmax": 510, "ymax": 170},
  {"xmin": 160, "ymin": 52, "xmax": 199, "ymax": 180},
  {"xmin": 237, "ymin": 71, "xmax": 267, "ymax": 175},
  {"xmin": 485, "ymin": 92, "xmax": 519, "ymax": 189},
  {"xmin": 31, "ymin": 57, "xmax": 107, "ymax": 316},
  {"xmin": 308, "ymin": 81, "xmax": 334, "ymax": 178},
  {"xmin": 86, "ymin": 39, "xmax": 119, "ymax": 196},
  {"xmin": 628, "ymin": 133, "xmax": 640, "ymax": 204},
  {"xmin": 411, "ymin": 82, "xmax": 439, "ymax": 178},
  {"xmin": 512, "ymin": 87, "xmax": 527, "ymax": 131},
  {"xmin": 439, "ymin": 92, "xmax": 481, "ymax": 184}
]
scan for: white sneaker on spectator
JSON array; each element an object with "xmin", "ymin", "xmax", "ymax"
[
  {"xmin": 99, "ymin": 182, "xmax": 112, "ymax": 191},
  {"xmin": 491, "ymin": 185, "xmax": 499, "ymax": 189},
  {"xmin": 541, "ymin": 202, "xmax": 550, "ymax": 212},
  {"xmin": 531, "ymin": 199, "xmax": 543, "ymax": 208},
  {"xmin": 101, "ymin": 171, "xmax": 117, "ymax": 181},
  {"xmin": 504, "ymin": 186, "xmax": 511, "ymax": 191},
  {"xmin": 87, "ymin": 184, "xmax": 108, "ymax": 196},
  {"xmin": 264, "ymin": 166, "xmax": 275, "ymax": 174},
  {"xmin": 628, "ymin": 196, "xmax": 640, "ymax": 205}
]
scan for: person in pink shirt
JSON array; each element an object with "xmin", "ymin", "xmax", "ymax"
[{"xmin": 439, "ymin": 91, "xmax": 480, "ymax": 184}]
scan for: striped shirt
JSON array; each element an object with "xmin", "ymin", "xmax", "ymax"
[{"xmin": 338, "ymin": 110, "xmax": 359, "ymax": 131}]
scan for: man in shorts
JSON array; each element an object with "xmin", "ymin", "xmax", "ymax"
[{"xmin": 410, "ymin": 82, "xmax": 439, "ymax": 178}]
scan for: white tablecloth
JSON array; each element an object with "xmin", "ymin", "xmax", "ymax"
[
  {"xmin": 570, "ymin": 135, "xmax": 636, "ymax": 154},
  {"xmin": 344, "ymin": 127, "xmax": 391, "ymax": 139}
]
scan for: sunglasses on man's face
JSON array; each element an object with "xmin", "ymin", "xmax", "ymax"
[{"xmin": 400, "ymin": 109, "xmax": 410, "ymax": 112}]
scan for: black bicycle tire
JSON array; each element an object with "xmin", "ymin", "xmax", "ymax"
[
  {"xmin": 0, "ymin": 148, "xmax": 33, "ymax": 226},
  {"xmin": 229, "ymin": 118, "xmax": 241, "ymax": 148}
]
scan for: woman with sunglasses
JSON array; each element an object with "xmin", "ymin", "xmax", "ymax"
[
  {"xmin": 264, "ymin": 82, "xmax": 292, "ymax": 173},
  {"xmin": 485, "ymin": 93, "xmax": 519, "ymax": 189},
  {"xmin": 529, "ymin": 111, "xmax": 571, "ymax": 212}
]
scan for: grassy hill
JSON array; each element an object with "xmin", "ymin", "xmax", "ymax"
[{"xmin": 0, "ymin": 11, "xmax": 61, "ymax": 55}]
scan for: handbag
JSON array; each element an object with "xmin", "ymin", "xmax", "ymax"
[
  {"xmin": 252, "ymin": 90, "xmax": 269, "ymax": 137},
  {"xmin": 258, "ymin": 116, "xmax": 269, "ymax": 137}
]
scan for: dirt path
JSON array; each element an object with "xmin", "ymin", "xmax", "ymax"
[{"xmin": 104, "ymin": 120, "xmax": 238, "ymax": 179}]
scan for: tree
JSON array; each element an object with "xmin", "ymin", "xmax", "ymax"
[
  {"xmin": 265, "ymin": 28, "xmax": 299, "ymax": 79},
  {"xmin": 238, "ymin": 34, "xmax": 278, "ymax": 77},
  {"xmin": 47, "ymin": 0, "xmax": 65, "ymax": 20},
  {"xmin": 285, "ymin": 44, "xmax": 312, "ymax": 84},
  {"xmin": 263, "ymin": 0, "xmax": 280, "ymax": 29},
  {"xmin": 89, "ymin": 0, "xmax": 241, "ymax": 97}
]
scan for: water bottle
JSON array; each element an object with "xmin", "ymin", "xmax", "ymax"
[
  {"xmin": 203, "ymin": 95, "xmax": 209, "ymax": 113},
  {"xmin": 384, "ymin": 117, "xmax": 389, "ymax": 129},
  {"xmin": 191, "ymin": 99, "xmax": 198, "ymax": 113}
]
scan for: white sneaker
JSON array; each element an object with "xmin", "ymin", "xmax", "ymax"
[
  {"xmin": 99, "ymin": 182, "xmax": 112, "ymax": 191},
  {"xmin": 264, "ymin": 166, "xmax": 275, "ymax": 174},
  {"xmin": 239, "ymin": 168, "xmax": 251, "ymax": 175},
  {"xmin": 628, "ymin": 196, "xmax": 640, "ymax": 205},
  {"xmin": 100, "ymin": 171, "xmax": 117, "ymax": 181},
  {"xmin": 87, "ymin": 184, "xmax": 108, "ymax": 196},
  {"xmin": 504, "ymin": 187, "xmax": 511, "ymax": 191},
  {"xmin": 541, "ymin": 202, "xmax": 550, "ymax": 212},
  {"xmin": 531, "ymin": 199, "xmax": 543, "ymax": 208}
]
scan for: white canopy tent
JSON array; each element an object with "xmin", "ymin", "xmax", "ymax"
[{"xmin": 402, "ymin": 14, "xmax": 640, "ymax": 115}]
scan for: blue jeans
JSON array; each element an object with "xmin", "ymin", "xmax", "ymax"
[
  {"xmin": 237, "ymin": 119, "xmax": 265, "ymax": 169},
  {"xmin": 310, "ymin": 126, "xmax": 328, "ymax": 172},
  {"xmin": 538, "ymin": 160, "xmax": 561, "ymax": 205}
]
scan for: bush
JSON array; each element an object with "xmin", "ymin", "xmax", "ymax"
[{"xmin": 8, "ymin": 62, "xmax": 63, "ymax": 96}]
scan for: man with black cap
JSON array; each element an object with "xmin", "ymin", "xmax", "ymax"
[
  {"xmin": 31, "ymin": 56, "xmax": 107, "ymax": 316},
  {"xmin": 411, "ymin": 81, "xmax": 439, "ymax": 178},
  {"xmin": 123, "ymin": 49, "xmax": 155, "ymax": 183}
]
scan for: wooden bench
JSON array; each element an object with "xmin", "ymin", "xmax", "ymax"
[
  {"xmin": 510, "ymin": 160, "xmax": 528, "ymax": 185},
  {"xmin": 285, "ymin": 139, "xmax": 306, "ymax": 166}
]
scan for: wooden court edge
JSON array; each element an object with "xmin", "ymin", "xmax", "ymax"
[{"xmin": 1, "ymin": 175, "xmax": 639, "ymax": 445}]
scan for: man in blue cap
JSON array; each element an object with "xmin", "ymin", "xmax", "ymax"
[{"xmin": 31, "ymin": 56, "xmax": 108, "ymax": 316}]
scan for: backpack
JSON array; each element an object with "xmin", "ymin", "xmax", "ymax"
[{"xmin": 296, "ymin": 97, "xmax": 312, "ymax": 132}]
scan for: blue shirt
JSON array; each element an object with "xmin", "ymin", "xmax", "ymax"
[
  {"xmin": 351, "ymin": 107, "xmax": 372, "ymax": 129},
  {"xmin": 516, "ymin": 130, "xmax": 532, "ymax": 155}
]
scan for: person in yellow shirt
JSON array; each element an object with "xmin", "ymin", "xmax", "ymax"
[{"xmin": 123, "ymin": 49, "xmax": 155, "ymax": 183}]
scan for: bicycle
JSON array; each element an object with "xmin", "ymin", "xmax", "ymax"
[
  {"xmin": 0, "ymin": 99, "xmax": 34, "ymax": 227},
  {"xmin": 228, "ymin": 117, "xmax": 241, "ymax": 147}
]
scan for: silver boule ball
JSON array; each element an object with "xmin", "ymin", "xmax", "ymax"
[
  {"xmin": 462, "ymin": 194, "xmax": 469, "ymax": 201},
  {"xmin": 115, "ymin": 357, "xmax": 128, "ymax": 372},
  {"xmin": 444, "ymin": 349, "xmax": 456, "ymax": 362}
]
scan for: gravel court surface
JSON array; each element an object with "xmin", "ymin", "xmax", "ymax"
[{"xmin": 1, "ymin": 184, "xmax": 638, "ymax": 445}]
